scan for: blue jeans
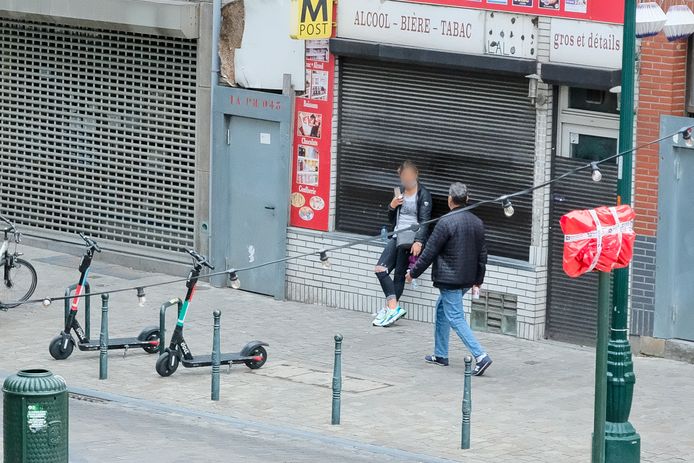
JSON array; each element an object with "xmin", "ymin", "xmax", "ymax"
[{"xmin": 434, "ymin": 288, "xmax": 485, "ymax": 359}]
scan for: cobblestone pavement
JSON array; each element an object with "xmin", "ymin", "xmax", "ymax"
[{"xmin": 1, "ymin": 245, "xmax": 693, "ymax": 462}]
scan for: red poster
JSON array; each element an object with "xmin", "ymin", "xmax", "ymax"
[
  {"xmin": 408, "ymin": 0, "xmax": 623, "ymax": 24},
  {"xmin": 289, "ymin": 39, "xmax": 335, "ymax": 231}
]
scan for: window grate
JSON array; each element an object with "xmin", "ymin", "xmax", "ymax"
[
  {"xmin": 0, "ymin": 19, "xmax": 198, "ymax": 251},
  {"xmin": 471, "ymin": 291, "xmax": 518, "ymax": 336}
]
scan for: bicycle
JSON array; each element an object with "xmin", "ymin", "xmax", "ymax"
[{"xmin": 0, "ymin": 216, "xmax": 37, "ymax": 308}]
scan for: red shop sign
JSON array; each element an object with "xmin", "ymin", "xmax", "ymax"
[
  {"xmin": 289, "ymin": 40, "xmax": 335, "ymax": 231},
  {"xmin": 405, "ymin": 0, "xmax": 624, "ymax": 24}
]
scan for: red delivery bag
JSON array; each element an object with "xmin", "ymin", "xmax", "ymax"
[{"xmin": 560, "ymin": 205, "xmax": 636, "ymax": 278}]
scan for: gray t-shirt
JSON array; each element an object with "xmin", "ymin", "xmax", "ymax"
[{"xmin": 396, "ymin": 193, "xmax": 418, "ymax": 231}]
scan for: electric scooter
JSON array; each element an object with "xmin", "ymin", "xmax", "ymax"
[
  {"xmin": 155, "ymin": 250, "xmax": 268, "ymax": 377},
  {"xmin": 48, "ymin": 233, "xmax": 160, "ymax": 360}
]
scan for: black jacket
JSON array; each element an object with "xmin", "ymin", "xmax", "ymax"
[
  {"xmin": 409, "ymin": 207, "xmax": 487, "ymax": 289},
  {"xmin": 387, "ymin": 183, "xmax": 433, "ymax": 244}
]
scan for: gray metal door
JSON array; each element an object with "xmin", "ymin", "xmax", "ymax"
[
  {"xmin": 546, "ymin": 159, "xmax": 618, "ymax": 344},
  {"xmin": 655, "ymin": 116, "xmax": 694, "ymax": 341},
  {"xmin": 227, "ymin": 116, "xmax": 285, "ymax": 297}
]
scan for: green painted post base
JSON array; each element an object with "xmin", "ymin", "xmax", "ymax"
[{"xmin": 605, "ymin": 422, "xmax": 640, "ymax": 463}]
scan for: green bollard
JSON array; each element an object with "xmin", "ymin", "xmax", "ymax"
[
  {"xmin": 99, "ymin": 294, "xmax": 109, "ymax": 381},
  {"xmin": 3, "ymin": 369, "xmax": 69, "ymax": 462},
  {"xmin": 331, "ymin": 334, "xmax": 343, "ymax": 425},
  {"xmin": 462, "ymin": 356, "xmax": 472, "ymax": 449},
  {"xmin": 211, "ymin": 310, "xmax": 221, "ymax": 401}
]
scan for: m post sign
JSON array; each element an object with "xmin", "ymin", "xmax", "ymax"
[{"xmin": 290, "ymin": 0, "xmax": 334, "ymax": 39}]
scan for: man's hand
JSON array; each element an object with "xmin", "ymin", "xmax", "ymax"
[
  {"xmin": 405, "ymin": 271, "xmax": 413, "ymax": 283},
  {"xmin": 389, "ymin": 196, "xmax": 404, "ymax": 209},
  {"xmin": 410, "ymin": 242, "xmax": 422, "ymax": 256}
]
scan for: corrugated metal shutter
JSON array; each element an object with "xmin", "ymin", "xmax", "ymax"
[
  {"xmin": 336, "ymin": 58, "xmax": 536, "ymax": 260},
  {"xmin": 0, "ymin": 18, "xmax": 197, "ymax": 252},
  {"xmin": 546, "ymin": 158, "xmax": 618, "ymax": 344}
]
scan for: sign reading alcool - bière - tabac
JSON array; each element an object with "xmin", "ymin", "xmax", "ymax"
[{"xmin": 290, "ymin": 0, "xmax": 333, "ymax": 39}]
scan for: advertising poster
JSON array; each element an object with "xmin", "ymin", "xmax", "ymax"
[
  {"xmin": 407, "ymin": 0, "xmax": 621, "ymax": 23},
  {"xmin": 290, "ymin": 39, "xmax": 334, "ymax": 231}
]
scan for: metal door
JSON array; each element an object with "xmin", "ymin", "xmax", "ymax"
[
  {"xmin": 227, "ymin": 116, "xmax": 285, "ymax": 297},
  {"xmin": 654, "ymin": 116, "xmax": 694, "ymax": 341},
  {"xmin": 546, "ymin": 159, "xmax": 618, "ymax": 344}
]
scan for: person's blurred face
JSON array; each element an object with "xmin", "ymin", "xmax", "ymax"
[{"xmin": 400, "ymin": 167, "xmax": 418, "ymax": 190}]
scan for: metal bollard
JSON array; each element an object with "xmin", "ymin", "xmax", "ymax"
[
  {"xmin": 461, "ymin": 356, "xmax": 472, "ymax": 449},
  {"xmin": 211, "ymin": 310, "xmax": 221, "ymax": 401},
  {"xmin": 331, "ymin": 334, "xmax": 343, "ymax": 425},
  {"xmin": 99, "ymin": 294, "xmax": 109, "ymax": 380}
]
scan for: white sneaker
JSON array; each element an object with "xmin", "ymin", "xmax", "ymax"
[
  {"xmin": 380, "ymin": 306, "xmax": 407, "ymax": 327},
  {"xmin": 372, "ymin": 308, "xmax": 388, "ymax": 326}
]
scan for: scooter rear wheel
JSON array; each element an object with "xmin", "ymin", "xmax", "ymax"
[
  {"xmin": 141, "ymin": 331, "xmax": 160, "ymax": 354},
  {"xmin": 49, "ymin": 335, "xmax": 74, "ymax": 360},
  {"xmin": 156, "ymin": 351, "xmax": 179, "ymax": 377},
  {"xmin": 244, "ymin": 346, "xmax": 267, "ymax": 370}
]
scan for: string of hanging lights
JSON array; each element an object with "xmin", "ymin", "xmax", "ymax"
[{"xmin": 3, "ymin": 124, "xmax": 693, "ymax": 310}]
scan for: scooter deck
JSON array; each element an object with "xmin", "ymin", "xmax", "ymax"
[
  {"xmin": 78, "ymin": 337, "xmax": 156, "ymax": 351},
  {"xmin": 181, "ymin": 353, "xmax": 247, "ymax": 368}
]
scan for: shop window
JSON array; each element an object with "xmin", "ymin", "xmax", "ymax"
[{"xmin": 557, "ymin": 87, "xmax": 619, "ymax": 161}]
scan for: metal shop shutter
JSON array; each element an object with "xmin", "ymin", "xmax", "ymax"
[
  {"xmin": 546, "ymin": 158, "xmax": 618, "ymax": 344},
  {"xmin": 0, "ymin": 19, "xmax": 197, "ymax": 252},
  {"xmin": 336, "ymin": 58, "xmax": 536, "ymax": 260}
]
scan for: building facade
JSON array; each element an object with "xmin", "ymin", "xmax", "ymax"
[
  {"xmin": 280, "ymin": 0, "xmax": 626, "ymax": 342},
  {"xmin": 0, "ymin": 0, "xmax": 215, "ymax": 273}
]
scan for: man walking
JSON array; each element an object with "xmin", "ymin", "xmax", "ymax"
[{"xmin": 406, "ymin": 182, "xmax": 492, "ymax": 376}]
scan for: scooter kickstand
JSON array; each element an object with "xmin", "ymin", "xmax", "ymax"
[
  {"xmin": 227, "ymin": 363, "xmax": 232, "ymax": 374},
  {"xmin": 123, "ymin": 345, "xmax": 129, "ymax": 358}
]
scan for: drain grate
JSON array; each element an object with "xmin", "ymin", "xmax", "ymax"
[{"xmin": 69, "ymin": 393, "xmax": 110, "ymax": 404}]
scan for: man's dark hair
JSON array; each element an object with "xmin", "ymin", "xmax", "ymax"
[
  {"xmin": 310, "ymin": 114, "xmax": 316, "ymax": 120},
  {"xmin": 449, "ymin": 182, "xmax": 469, "ymax": 206}
]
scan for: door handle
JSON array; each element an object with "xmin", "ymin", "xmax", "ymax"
[{"xmin": 264, "ymin": 205, "xmax": 275, "ymax": 210}]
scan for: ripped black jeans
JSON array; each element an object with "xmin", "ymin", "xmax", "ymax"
[{"xmin": 374, "ymin": 238, "xmax": 410, "ymax": 302}]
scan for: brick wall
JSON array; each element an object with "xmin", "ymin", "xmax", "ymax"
[{"xmin": 632, "ymin": 30, "xmax": 688, "ymax": 335}]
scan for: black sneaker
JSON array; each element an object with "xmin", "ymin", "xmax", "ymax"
[
  {"xmin": 424, "ymin": 355, "xmax": 449, "ymax": 366},
  {"xmin": 473, "ymin": 355, "xmax": 492, "ymax": 376}
]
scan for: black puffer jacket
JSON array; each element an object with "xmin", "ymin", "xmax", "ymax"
[
  {"xmin": 409, "ymin": 207, "xmax": 487, "ymax": 289},
  {"xmin": 387, "ymin": 183, "xmax": 433, "ymax": 245}
]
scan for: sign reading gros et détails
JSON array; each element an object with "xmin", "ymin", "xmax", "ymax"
[
  {"xmin": 549, "ymin": 18, "xmax": 622, "ymax": 69},
  {"xmin": 290, "ymin": 0, "xmax": 334, "ymax": 39},
  {"xmin": 337, "ymin": 0, "xmax": 538, "ymax": 60}
]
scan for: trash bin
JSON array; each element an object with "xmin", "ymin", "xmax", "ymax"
[{"xmin": 3, "ymin": 369, "xmax": 68, "ymax": 463}]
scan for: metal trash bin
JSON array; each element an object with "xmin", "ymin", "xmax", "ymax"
[{"xmin": 3, "ymin": 369, "xmax": 68, "ymax": 463}]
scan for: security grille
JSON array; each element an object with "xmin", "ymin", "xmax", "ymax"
[
  {"xmin": 336, "ymin": 58, "xmax": 536, "ymax": 261},
  {"xmin": 0, "ymin": 19, "xmax": 197, "ymax": 251}
]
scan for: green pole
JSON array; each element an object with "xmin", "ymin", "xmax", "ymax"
[
  {"xmin": 461, "ymin": 356, "xmax": 472, "ymax": 450},
  {"xmin": 592, "ymin": 272, "xmax": 610, "ymax": 463},
  {"xmin": 331, "ymin": 334, "xmax": 343, "ymax": 425},
  {"xmin": 99, "ymin": 294, "xmax": 109, "ymax": 381},
  {"xmin": 606, "ymin": 0, "xmax": 640, "ymax": 461},
  {"xmin": 211, "ymin": 310, "xmax": 221, "ymax": 401}
]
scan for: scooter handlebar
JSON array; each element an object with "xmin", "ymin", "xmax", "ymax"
[
  {"xmin": 186, "ymin": 249, "xmax": 214, "ymax": 269},
  {"xmin": 78, "ymin": 232, "xmax": 102, "ymax": 253}
]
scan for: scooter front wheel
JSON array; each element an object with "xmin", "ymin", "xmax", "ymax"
[
  {"xmin": 156, "ymin": 351, "xmax": 179, "ymax": 377},
  {"xmin": 49, "ymin": 334, "xmax": 74, "ymax": 360}
]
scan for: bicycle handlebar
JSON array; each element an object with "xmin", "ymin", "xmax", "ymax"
[
  {"xmin": 78, "ymin": 232, "xmax": 102, "ymax": 253},
  {"xmin": 186, "ymin": 249, "xmax": 214, "ymax": 269},
  {"xmin": 0, "ymin": 215, "xmax": 16, "ymax": 233}
]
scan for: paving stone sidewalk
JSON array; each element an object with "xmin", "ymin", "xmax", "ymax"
[{"xmin": 1, "ymin": 245, "xmax": 693, "ymax": 462}]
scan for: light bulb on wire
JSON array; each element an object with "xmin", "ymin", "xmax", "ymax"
[
  {"xmin": 42, "ymin": 298, "xmax": 52, "ymax": 307},
  {"xmin": 136, "ymin": 287, "xmax": 146, "ymax": 307},
  {"xmin": 590, "ymin": 162, "xmax": 603, "ymax": 182},
  {"xmin": 501, "ymin": 197, "xmax": 515, "ymax": 218},
  {"xmin": 228, "ymin": 270, "xmax": 241, "ymax": 289},
  {"xmin": 319, "ymin": 250, "xmax": 331, "ymax": 269}
]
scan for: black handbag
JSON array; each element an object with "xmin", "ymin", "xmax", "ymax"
[{"xmin": 396, "ymin": 229, "xmax": 416, "ymax": 250}]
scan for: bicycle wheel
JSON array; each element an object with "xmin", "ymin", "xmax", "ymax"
[{"xmin": 0, "ymin": 257, "xmax": 38, "ymax": 308}]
